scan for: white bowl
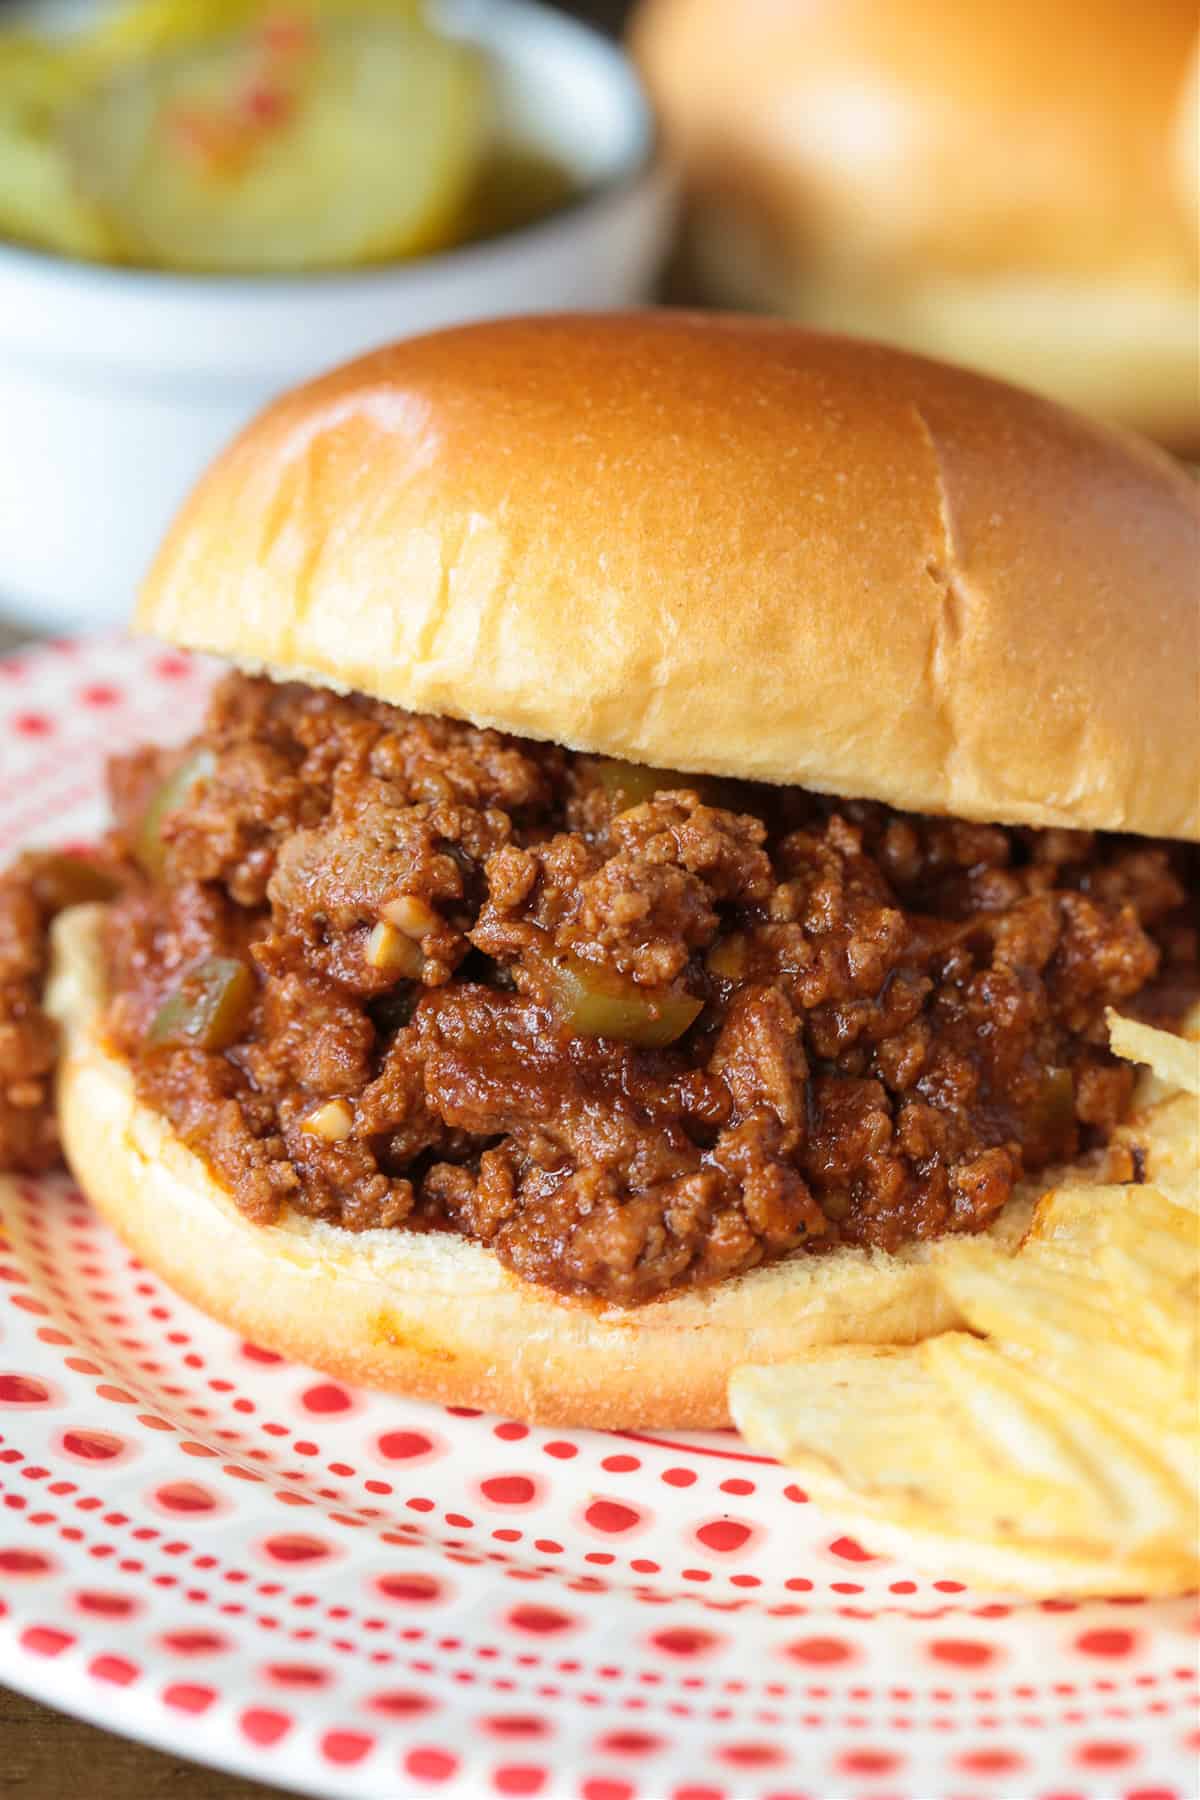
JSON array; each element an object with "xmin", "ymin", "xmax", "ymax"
[{"xmin": 0, "ymin": 0, "xmax": 672, "ymax": 631}]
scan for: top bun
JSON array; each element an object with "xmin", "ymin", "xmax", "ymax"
[
  {"xmin": 632, "ymin": 0, "xmax": 1200, "ymax": 443},
  {"xmin": 138, "ymin": 313, "xmax": 1200, "ymax": 840}
]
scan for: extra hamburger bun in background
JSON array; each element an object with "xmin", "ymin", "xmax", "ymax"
[
  {"xmin": 632, "ymin": 0, "xmax": 1200, "ymax": 448},
  {"xmin": 52, "ymin": 314, "xmax": 1200, "ymax": 1426}
]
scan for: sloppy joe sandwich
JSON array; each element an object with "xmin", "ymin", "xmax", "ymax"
[{"xmin": 2, "ymin": 313, "xmax": 1197, "ymax": 1427}]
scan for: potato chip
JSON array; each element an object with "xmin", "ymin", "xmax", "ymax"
[
  {"xmin": 731, "ymin": 1341, "xmax": 1198, "ymax": 1594},
  {"xmin": 1114, "ymin": 1101, "xmax": 1198, "ymax": 1215},
  {"xmin": 949, "ymin": 1194, "xmax": 1198, "ymax": 1360},
  {"xmin": 730, "ymin": 1010, "xmax": 1199, "ymax": 1595},
  {"xmin": 1107, "ymin": 1007, "xmax": 1200, "ymax": 1096}
]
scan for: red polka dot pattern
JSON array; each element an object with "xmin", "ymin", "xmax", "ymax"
[
  {"xmin": 58, "ymin": 1429, "xmax": 132, "ymax": 1464},
  {"xmin": 377, "ymin": 1430, "xmax": 437, "ymax": 1462},
  {"xmin": 300, "ymin": 1383, "xmax": 354, "ymax": 1416},
  {"xmin": 152, "ymin": 1480, "xmax": 222, "ymax": 1516},
  {"xmin": 260, "ymin": 1533, "xmax": 334, "ymax": 1565},
  {"xmin": 377, "ymin": 1573, "xmax": 444, "ymax": 1606},
  {"xmin": 480, "ymin": 1475, "xmax": 540, "ymax": 1508},
  {"xmin": 0, "ymin": 639, "xmax": 1191, "ymax": 1800},
  {"xmin": 584, "ymin": 1500, "xmax": 645, "ymax": 1535}
]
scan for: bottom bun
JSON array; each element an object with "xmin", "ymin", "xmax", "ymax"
[{"xmin": 48, "ymin": 905, "xmax": 1034, "ymax": 1428}]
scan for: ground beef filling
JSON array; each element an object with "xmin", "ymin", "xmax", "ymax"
[
  {"xmin": 0, "ymin": 851, "xmax": 120, "ymax": 1175},
  {"xmin": 0, "ymin": 859, "xmax": 63, "ymax": 1175},
  {"xmin": 3, "ymin": 671, "xmax": 1196, "ymax": 1304}
]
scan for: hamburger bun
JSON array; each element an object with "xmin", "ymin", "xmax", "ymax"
[
  {"xmin": 632, "ymin": 0, "xmax": 1200, "ymax": 446},
  {"xmin": 139, "ymin": 314, "xmax": 1200, "ymax": 839},
  {"xmin": 54, "ymin": 314, "xmax": 1198, "ymax": 1427}
]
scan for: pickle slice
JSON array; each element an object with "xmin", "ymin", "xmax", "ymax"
[
  {"xmin": 86, "ymin": 0, "xmax": 269, "ymax": 66},
  {"xmin": 461, "ymin": 143, "xmax": 575, "ymax": 242},
  {"xmin": 547, "ymin": 954, "xmax": 703, "ymax": 1050},
  {"xmin": 0, "ymin": 35, "xmax": 119, "ymax": 258},
  {"xmin": 149, "ymin": 956, "xmax": 256, "ymax": 1050},
  {"xmin": 0, "ymin": 33, "xmax": 89, "ymax": 113},
  {"xmin": 88, "ymin": 0, "xmax": 422, "ymax": 67},
  {"xmin": 135, "ymin": 747, "xmax": 216, "ymax": 878},
  {"xmin": 585, "ymin": 758, "xmax": 687, "ymax": 815},
  {"xmin": 67, "ymin": 19, "xmax": 484, "ymax": 272},
  {"xmin": 579, "ymin": 755, "xmax": 738, "ymax": 818}
]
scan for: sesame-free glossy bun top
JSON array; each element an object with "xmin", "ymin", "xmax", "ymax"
[{"xmin": 138, "ymin": 313, "xmax": 1200, "ymax": 840}]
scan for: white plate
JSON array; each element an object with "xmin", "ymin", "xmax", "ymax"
[{"xmin": 0, "ymin": 637, "xmax": 1194, "ymax": 1799}]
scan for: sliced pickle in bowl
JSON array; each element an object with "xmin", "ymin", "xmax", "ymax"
[
  {"xmin": 66, "ymin": 18, "xmax": 485, "ymax": 272},
  {"xmin": 85, "ymin": 0, "xmax": 274, "ymax": 65},
  {"xmin": 0, "ymin": 36, "xmax": 119, "ymax": 258},
  {"xmin": 87, "ymin": 0, "xmax": 424, "ymax": 67}
]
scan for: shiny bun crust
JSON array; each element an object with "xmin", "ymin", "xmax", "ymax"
[
  {"xmin": 49, "ymin": 907, "xmax": 1035, "ymax": 1429},
  {"xmin": 139, "ymin": 315, "xmax": 1199, "ymax": 840},
  {"xmin": 632, "ymin": 0, "xmax": 1200, "ymax": 443}
]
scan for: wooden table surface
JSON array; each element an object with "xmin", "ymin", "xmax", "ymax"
[{"xmin": 0, "ymin": 2, "xmax": 634, "ymax": 1793}]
